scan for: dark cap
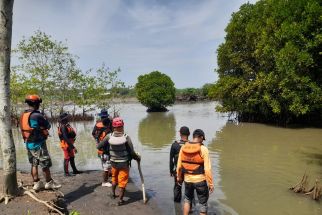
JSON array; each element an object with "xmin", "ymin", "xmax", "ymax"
[
  {"xmin": 179, "ymin": 126, "xmax": 190, "ymax": 136},
  {"xmin": 98, "ymin": 109, "xmax": 109, "ymax": 118},
  {"xmin": 59, "ymin": 113, "xmax": 69, "ymax": 122},
  {"xmin": 102, "ymin": 117, "xmax": 111, "ymax": 127},
  {"xmin": 193, "ymin": 129, "xmax": 205, "ymax": 140}
]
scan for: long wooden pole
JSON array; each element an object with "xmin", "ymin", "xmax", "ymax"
[{"xmin": 137, "ymin": 160, "xmax": 147, "ymax": 204}]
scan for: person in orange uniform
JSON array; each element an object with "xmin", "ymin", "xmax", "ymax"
[
  {"xmin": 92, "ymin": 109, "xmax": 112, "ymax": 186},
  {"xmin": 97, "ymin": 117, "xmax": 140, "ymax": 205},
  {"xmin": 177, "ymin": 129, "xmax": 214, "ymax": 215},
  {"xmin": 20, "ymin": 95, "xmax": 61, "ymax": 191},
  {"xmin": 92, "ymin": 109, "xmax": 110, "ymax": 141},
  {"xmin": 58, "ymin": 113, "xmax": 81, "ymax": 176}
]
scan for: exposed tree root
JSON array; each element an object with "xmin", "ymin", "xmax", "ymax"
[
  {"xmin": 0, "ymin": 195, "xmax": 14, "ymax": 205},
  {"xmin": 0, "ymin": 180, "xmax": 64, "ymax": 214},
  {"xmin": 305, "ymin": 179, "xmax": 321, "ymax": 201},
  {"xmin": 290, "ymin": 173, "xmax": 308, "ymax": 193},
  {"xmin": 22, "ymin": 190, "xmax": 64, "ymax": 215},
  {"xmin": 290, "ymin": 173, "xmax": 321, "ymax": 201}
]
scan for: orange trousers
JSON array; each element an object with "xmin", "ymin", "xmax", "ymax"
[{"xmin": 111, "ymin": 167, "xmax": 129, "ymax": 188}]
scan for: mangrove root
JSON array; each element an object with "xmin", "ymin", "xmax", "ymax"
[
  {"xmin": 0, "ymin": 195, "xmax": 14, "ymax": 205},
  {"xmin": 290, "ymin": 173, "xmax": 308, "ymax": 193},
  {"xmin": 5, "ymin": 180, "xmax": 65, "ymax": 214},
  {"xmin": 305, "ymin": 179, "xmax": 321, "ymax": 201},
  {"xmin": 22, "ymin": 190, "xmax": 64, "ymax": 215},
  {"xmin": 19, "ymin": 182, "xmax": 64, "ymax": 215}
]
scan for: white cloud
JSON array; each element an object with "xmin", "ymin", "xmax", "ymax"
[{"xmin": 12, "ymin": 0, "xmax": 258, "ymax": 88}]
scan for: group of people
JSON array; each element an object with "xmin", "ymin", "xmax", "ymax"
[
  {"xmin": 170, "ymin": 126, "xmax": 214, "ymax": 215},
  {"xmin": 93, "ymin": 109, "xmax": 141, "ymax": 205},
  {"xmin": 19, "ymin": 94, "xmax": 214, "ymax": 214},
  {"xmin": 19, "ymin": 94, "xmax": 140, "ymax": 206}
]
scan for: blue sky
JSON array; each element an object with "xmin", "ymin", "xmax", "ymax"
[{"xmin": 12, "ymin": 0, "xmax": 256, "ymax": 88}]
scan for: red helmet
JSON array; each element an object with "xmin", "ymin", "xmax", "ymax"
[
  {"xmin": 112, "ymin": 117, "xmax": 124, "ymax": 127},
  {"xmin": 25, "ymin": 94, "xmax": 42, "ymax": 103}
]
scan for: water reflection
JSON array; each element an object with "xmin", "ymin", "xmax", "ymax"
[
  {"xmin": 209, "ymin": 122, "xmax": 322, "ymax": 215},
  {"xmin": 138, "ymin": 112, "xmax": 176, "ymax": 149},
  {"xmin": 2, "ymin": 102, "xmax": 321, "ymax": 215},
  {"xmin": 10, "ymin": 121, "xmax": 101, "ymax": 172}
]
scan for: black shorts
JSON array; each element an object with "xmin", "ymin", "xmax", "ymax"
[
  {"xmin": 184, "ymin": 180, "xmax": 209, "ymax": 213},
  {"xmin": 27, "ymin": 143, "xmax": 52, "ymax": 169}
]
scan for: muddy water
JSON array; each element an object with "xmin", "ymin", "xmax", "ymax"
[{"xmin": 3, "ymin": 102, "xmax": 322, "ymax": 215}]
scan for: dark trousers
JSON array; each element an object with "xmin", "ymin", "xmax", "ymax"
[
  {"xmin": 173, "ymin": 172, "xmax": 182, "ymax": 202},
  {"xmin": 184, "ymin": 180, "xmax": 209, "ymax": 213}
]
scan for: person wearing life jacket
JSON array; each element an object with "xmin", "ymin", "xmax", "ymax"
[
  {"xmin": 58, "ymin": 113, "xmax": 82, "ymax": 176},
  {"xmin": 170, "ymin": 126, "xmax": 190, "ymax": 202},
  {"xmin": 92, "ymin": 109, "xmax": 111, "ymax": 143},
  {"xmin": 20, "ymin": 94, "xmax": 61, "ymax": 191},
  {"xmin": 92, "ymin": 109, "xmax": 112, "ymax": 187},
  {"xmin": 97, "ymin": 117, "xmax": 141, "ymax": 206},
  {"xmin": 99, "ymin": 117, "xmax": 113, "ymax": 187},
  {"xmin": 177, "ymin": 129, "xmax": 214, "ymax": 215}
]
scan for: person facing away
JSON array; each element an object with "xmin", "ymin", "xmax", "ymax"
[
  {"xmin": 57, "ymin": 113, "xmax": 82, "ymax": 176},
  {"xmin": 92, "ymin": 109, "xmax": 113, "ymax": 187},
  {"xmin": 20, "ymin": 94, "xmax": 61, "ymax": 191},
  {"xmin": 170, "ymin": 126, "xmax": 190, "ymax": 202},
  {"xmin": 177, "ymin": 129, "xmax": 214, "ymax": 215},
  {"xmin": 97, "ymin": 117, "xmax": 141, "ymax": 206},
  {"xmin": 92, "ymin": 109, "xmax": 111, "ymax": 141},
  {"xmin": 99, "ymin": 117, "xmax": 113, "ymax": 187}
]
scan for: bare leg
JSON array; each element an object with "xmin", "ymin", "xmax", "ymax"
[
  {"xmin": 119, "ymin": 188, "xmax": 125, "ymax": 201},
  {"xmin": 183, "ymin": 202, "xmax": 191, "ymax": 215},
  {"xmin": 42, "ymin": 167, "xmax": 52, "ymax": 182},
  {"xmin": 112, "ymin": 184, "xmax": 117, "ymax": 197},
  {"xmin": 31, "ymin": 166, "xmax": 39, "ymax": 182}
]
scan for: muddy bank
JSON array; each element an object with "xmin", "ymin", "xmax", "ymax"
[{"xmin": 0, "ymin": 170, "xmax": 160, "ymax": 215}]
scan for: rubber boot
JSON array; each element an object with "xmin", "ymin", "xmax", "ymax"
[
  {"xmin": 70, "ymin": 157, "xmax": 82, "ymax": 174},
  {"xmin": 64, "ymin": 159, "xmax": 72, "ymax": 176}
]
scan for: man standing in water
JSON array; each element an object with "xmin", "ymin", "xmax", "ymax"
[
  {"xmin": 20, "ymin": 95, "xmax": 61, "ymax": 191},
  {"xmin": 97, "ymin": 117, "xmax": 141, "ymax": 205},
  {"xmin": 169, "ymin": 126, "xmax": 190, "ymax": 202},
  {"xmin": 177, "ymin": 129, "xmax": 214, "ymax": 215}
]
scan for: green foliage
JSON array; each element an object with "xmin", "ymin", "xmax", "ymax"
[
  {"xmin": 135, "ymin": 71, "xmax": 175, "ymax": 111},
  {"xmin": 14, "ymin": 30, "xmax": 77, "ymax": 113},
  {"xmin": 211, "ymin": 0, "xmax": 322, "ymax": 124},
  {"xmin": 12, "ymin": 31, "xmax": 127, "ymax": 117},
  {"xmin": 69, "ymin": 210, "xmax": 80, "ymax": 215}
]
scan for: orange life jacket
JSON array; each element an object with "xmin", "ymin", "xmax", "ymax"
[
  {"xmin": 181, "ymin": 142, "xmax": 205, "ymax": 174},
  {"xmin": 20, "ymin": 110, "xmax": 49, "ymax": 142},
  {"xmin": 94, "ymin": 121, "xmax": 104, "ymax": 137},
  {"xmin": 58, "ymin": 124, "xmax": 76, "ymax": 149},
  {"xmin": 93, "ymin": 121, "xmax": 111, "ymax": 155}
]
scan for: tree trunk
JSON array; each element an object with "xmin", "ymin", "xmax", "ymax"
[{"xmin": 0, "ymin": 0, "xmax": 18, "ymax": 198}]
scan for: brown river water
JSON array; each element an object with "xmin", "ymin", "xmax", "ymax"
[{"xmin": 1, "ymin": 102, "xmax": 321, "ymax": 215}]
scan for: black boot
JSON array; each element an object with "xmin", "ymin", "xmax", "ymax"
[
  {"xmin": 70, "ymin": 157, "xmax": 82, "ymax": 174},
  {"xmin": 64, "ymin": 159, "xmax": 73, "ymax": 176}
]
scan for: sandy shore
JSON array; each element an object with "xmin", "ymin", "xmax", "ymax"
[{"xmin": 0, "ymin": 170, "xmax": 160, "ymax": 215}]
